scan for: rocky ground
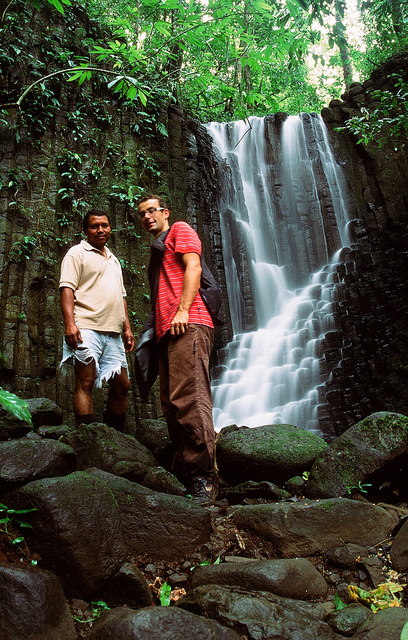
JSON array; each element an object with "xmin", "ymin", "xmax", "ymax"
[{"xmin": 3, "ymin": 491, "xmax": 403, "ymax": 639}]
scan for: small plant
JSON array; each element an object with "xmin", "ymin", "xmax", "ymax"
[
  {"xmin": 0, "ymin": 503, "xmax": 37, "ymax": 546},
  {"xmin": 73, "ymin": 600, "xmax": 110, "ymax": 623},
  {"xmin": 8, "ymin": 236, "xmax": 37, "ymax": 263},
  {"xmin": 159, "ymin": 581, "xmax": 172, "ymax": 606},
  {"xmin": 345, "ymin": 481, "xmax": 372, "ymax": 495}
]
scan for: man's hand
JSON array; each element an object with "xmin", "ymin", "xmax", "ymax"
[
  {"xmin": 64, "ymin": 323, "xmax": 83, "ymax": 351},
  {"xmin": 170, "ymin": 252, "xmax": 201, "ymax": 336},
  {"xmin": 123, "ymin": 329, "xmax": 135, "ymax": 353},
  {"xmin": 170, "ymin": 309, "xmax": 190, "ymax": 336}
]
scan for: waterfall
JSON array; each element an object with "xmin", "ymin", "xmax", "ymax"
[{"xmin": 206, "ymin": 113, "xmax": 351, "ymax": 434}]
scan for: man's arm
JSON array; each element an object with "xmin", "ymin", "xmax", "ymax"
[
  {"xmin": 122, "ymin": 299, "xmax": 135, "ymax": 353},
  {"xmin": 170, "ymin": 252, "xmax": 202, "ymax": 336},
  {"xmin": 60, "ymin": 287, "xmax": 83, "ymax": 350}
]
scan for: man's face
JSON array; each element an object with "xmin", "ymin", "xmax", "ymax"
[
  {"xmin": 138, "ymin": 198, "xmax": 169, "ymax": 237},
  {"xmin": 85, "ymin": 215, "xmax": 111, "ymax": 250}
]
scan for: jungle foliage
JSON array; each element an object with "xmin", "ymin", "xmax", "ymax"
[{"xmin": 12, "ymin": 0, "xmax": 408, "ymax": 121}]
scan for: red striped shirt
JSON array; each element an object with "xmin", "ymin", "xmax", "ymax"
[{"xmin": 155, "ymin": 222, "xmax": 214, "ymax": 340}]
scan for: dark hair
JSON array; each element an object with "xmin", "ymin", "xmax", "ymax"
[
  {"xmin": 137, "ymin": 194, "xmax": 168, "ymax": 211},
  {"xmin": 83, "ymin": 209, "xmax": 111, "ymax": 231}
]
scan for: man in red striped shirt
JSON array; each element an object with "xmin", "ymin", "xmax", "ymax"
[{"xmin": 138, "ymin": 195, "xmax": 217, "ymax": 504}]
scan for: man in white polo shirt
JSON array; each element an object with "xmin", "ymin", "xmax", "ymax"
[{"xmin": 59, "ymin": 209, "xmax": 134, "ymax": 429}]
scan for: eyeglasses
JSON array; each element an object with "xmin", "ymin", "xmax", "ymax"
[{"xmin": 138, "ymin": 207, "xmax": 165, "ymax": 219}]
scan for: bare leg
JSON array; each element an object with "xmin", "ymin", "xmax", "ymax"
[
  {"xmin": 106, "ymin": 367, "xmax": 130, "ymax": 415},
  {"xmin": 73, "ymin": 360, "xmax": 97, "ymax": 417}
]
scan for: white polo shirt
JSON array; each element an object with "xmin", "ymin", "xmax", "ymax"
[{"xmin": 59, "ymin": 240, "xmax": 126, "ymax": 333}]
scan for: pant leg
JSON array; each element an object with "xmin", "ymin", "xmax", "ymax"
[{"xmin": 158, "ymin": 324, "xmax": 216, "ymax": 484}]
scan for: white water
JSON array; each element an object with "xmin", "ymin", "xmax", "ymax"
[{"xmin": 206, "ymin": 114, "xmax": 351, "ymax": 434}]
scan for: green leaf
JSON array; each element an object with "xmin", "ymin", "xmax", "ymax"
[
  {"xmin": 334, "ymin": 593, "xmax": 347, "ymax": 610},
  {"xmin": 155, "ymin": 21, "xmax": 172, "ymax": 36},
  {"xmin": 0, "ymin": 389, "xmax": 32, "ymax": 425},
  {"xmin": 401, "ymin": 621, "xmax": 408, "ymax": 640},
  {"xmin": 159, "ymin": 582, "xmax": 172, "ymax": 606},
  {"xmin": 138, "ymin": 89, "xmax": 148, "ymax": 106}
]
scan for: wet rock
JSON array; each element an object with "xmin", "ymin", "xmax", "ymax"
[
  {"xmin": 62, "ymin": 423, "xmax": 156, "ymax": 480},
  {"xmin": 351, "ymin": 607, "xmax": 408, "ymax": 639},
  {"xmin": 217, "ymin": 424, "xmax": 327, "ymax": 485},
  {"xmin": 84, "ymin": 606, "xmax": 242, "ymax": 640},
  {"xmin": 233, "ymin": 498, "xmax": 396, "ymax": 557},
  {"xmin": 178, "ymin": 584, "xmax": 337, "ymax": 640},
  {"xmin": 89, "ymin": 469, "xmax": 211, "ymax": 560},
  {"xmin": 327, "ymin": 603, "xmax": 372, "ymax": 637},
  {"xmin": 390, "ymin": 518, "xmax": 408, "ymax": 571},
  {"xmin": 222, "ymin": 480, "xmax": 290, "ymax": 503},
  {"xmin": 0, "ymin": 561, "xmax": 76, "ymax": 640},
  {"xmin": 0, "ymin": 407, "xmax": 32, "ymax": 440},
  {"xmin": 326, "ymin": 543, "xmax": 369, "ymax": 568},
  {"xmin": 36, "ymin": 424, "xmax": 73, "ymax": 439},
  {"xmin": 3, "ymin": 471, "xmax": 127, "ymax": 599},
  {"xmin": 134, "ymin": 418, "xmax": 171, "ymax": 462},
  {"xmin": 26, "ymin": 398, "xmax": 63, "ymax": 428},
  {"xmin": 100, "ymin": 563, "xmax": 154, "ymax": 608},
  {"xmin": 190, "ymin": 558, "xmax": 327, "ymax": 599},
  {"xmin": 142, "ymin": 466, "xmax": 187, "ymax": 496},
  {"xmin": 0, "ymin": 438, "xmax": 77, "ymax": 493},
  {"xmin": 307, "ymin": 412, "xmax": 408, "ymax": 498}
]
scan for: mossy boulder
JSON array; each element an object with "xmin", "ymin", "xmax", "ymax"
[
  {"xmin": 216, "ymin": 424, "xmax": 328, "ymax": 485},
  {"xmin": 306, "ymin": 412, "xmax": 408, "ymax": 498}
]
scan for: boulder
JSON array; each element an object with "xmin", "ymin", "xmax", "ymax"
[
  {"xmin": 216, "ymin": 424, "xmax": 327, "ymax": 485},
  {"xmin": 84, "ymin": 606, "xmax": 242, "ymax": 640},
  {"xmin": 134, "ymin": 418, "xmax": 171, "ymax": 462},
  {"xmin": 178, "ymin": 584, "xmax": 338, "ymax": 640},
  {"xmin": 390, "ymin": 518, "xmax": 408, "ymax": 571},
  {"xmin": 306, "ymin": 412, "xmax": 408, "ymax": 498},
  {"xmin": 0, "ymin": 438, "xmax": 77, "ymax": 493},
  {"xmin": 100, "ymin": 563, "xmax": 154, "ymax": 608},
  {"xmin": 0, "ymin": 407, "xmax": 32, "ymax": 440},
  {"xmin": 233, "ymin": 498, "xmax": 396, "ymax": 557},
  {"xmin": 141, "ymin": 466, "xmax": 187, "ymax": 496},
  {"xmin": 3, "ymin": 471, "xmax": 127, "ymax": 598},
  {"xmin": 3, "ymin": 468, "xmax": 211, "ymax": 596},
  {"xmin": 0, "ymin": 561, "xmax": 76, "ymax": 640},
  {"xmin": 62, "ymin": 422, "xmax": 156, "ymax": 481},
  {"xmin": 351, "ymin": 607, "xmax": 408, "ymax": 639},
  {"xmin": 327, "ymin": 603, "xmax": 372, "ymax": 636},
  {"xmin": 190, "ymin": 558, "xmax": 328, "ymax": 599},
  {"xmin": 222, "ymin": 480, "xmax": 290, "ymax": 503},
  {"xmin": 26, "ymin": 398, "xmax": 63, "ymax": 428},
  {"xmin": 89, "ymin": 468, "xmax": 211, "ymax": 559}
]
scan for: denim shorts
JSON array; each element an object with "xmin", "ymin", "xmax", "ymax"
[{"xmin": 60, "ymin": 329, "xmax": 128, "ymax": 388}]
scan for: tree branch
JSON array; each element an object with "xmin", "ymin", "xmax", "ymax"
[{"xmin": 0, "ymin": 66, "xmax": 136, "ymax": 110}]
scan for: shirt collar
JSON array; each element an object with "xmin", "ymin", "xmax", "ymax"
[{"xmin": 80, "ymin": 239, "xmax": 112, "ymax": 257}]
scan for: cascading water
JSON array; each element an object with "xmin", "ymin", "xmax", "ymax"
[{"xmin": 206, "ymin": 113, "xmax": 351, "ymax": 434}]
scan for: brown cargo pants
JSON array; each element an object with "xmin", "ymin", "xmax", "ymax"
[{"xmin": 158, "ymin": 324, "xmax": 216, "ymax": 486}]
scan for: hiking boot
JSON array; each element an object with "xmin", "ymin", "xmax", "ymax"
[{"xmin": 191, "ymin": 477, "xmax": 218, "ymax": 505}]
